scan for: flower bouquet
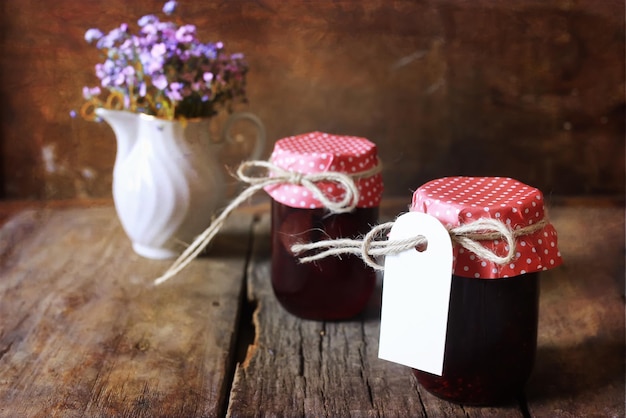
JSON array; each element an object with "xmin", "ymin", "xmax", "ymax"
[
  {"xmin": 73, "ymin": 1, "xmax": 265, "ymax": 259},
  {"xmin": 78, "ymin": 0, "xmax": 248, "ymax": 121}
]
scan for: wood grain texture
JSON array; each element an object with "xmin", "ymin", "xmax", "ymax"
[
  {"xmin": 526, "ymin": 206, "xmax": 625, "ymax": 417},
  {"xmin": 0, "ymin": 203, "xmax": 623, "ymax": 417},
  {"xmin": 0, "ymin": 206, "xmax": 254, "ymax": 417},
  {"xmin": 0, "ymin": 0, "xmax": 624, "ymax": 200}
]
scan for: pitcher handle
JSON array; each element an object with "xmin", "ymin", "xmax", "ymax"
[{"xmin": 221, "ymin": 112, "xmax": 267, "ymax": 161}]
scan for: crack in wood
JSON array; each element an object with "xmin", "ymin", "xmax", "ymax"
[
  {"xmin": 0, "ymin": 341, "xmax": 13, "ymax": 361},
  {"xmin": 359, "ymin": 322, "xmax": 375, "ymax": 410},
  {"xmin": 298, "ymin": 326, "xmax": 305, "ymax": 377},
  {"xmin": 234, "ymin": 212, "xmax": 262, "ymax": 371},
  {"xmin": 237, "ymin": 297, "xmax": 259, "ymax": 370}
]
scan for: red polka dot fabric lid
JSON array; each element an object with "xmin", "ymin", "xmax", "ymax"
[
  {"xmin": 265, "ymin": 132, "xmax": 383, "ymax": 209},
  {"xmin": 411, "ymin": 176, "xmax": 562, "ymax": 279}
]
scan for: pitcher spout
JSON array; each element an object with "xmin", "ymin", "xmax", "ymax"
[{"xmin": 95, "ymin": 108, "xmax": 139, "ymax": 162}]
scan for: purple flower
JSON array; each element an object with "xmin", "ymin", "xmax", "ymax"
[
  {"xmin": 122, "ymin": 65, "xmax": 135, "ymax": 77},
  {"xmin": 147, "ymin": 58, "xmax": 164, "ymax": 74},
  {"xmin": 84, "ymin": 28, "xmax": 103, "ymax": 43},
  {"xmin": 151, "ymin": 43, "xmax": 167, "ymax": 58},
  {"xmin": 196, "ymin": 43, "xmax": 217, "ymax": 59},
  {"xmin": 175, "ymin": 25, "xmax": 196, "ymax": 43},
  {"xmin": 139, "ymin": 82, "xmax": 147, "ymax": 97},
  {"xmin": 97, "ymin": 25, "xmax": 128, "ymax": 49},
  {"xmin": 138, "ymin": 14, "xmax": 158, "ymax": 27},
  {"xmin": 113, "ymin": 72, "xmax": 126, "ymax": 86},
  {"xmin": 166, "ymin": 90, "xmax": 183, "ymax": 101},
  {"xmin": 163, "ymin": 1, "xmax": 177, "ymax": 15},
  {"xmin": 82, "ymin": 86, "xmax": 101, "ymax": 99},
  {"xmin": 140, "ymin": 23, "xmax": 158, "ymax": 36},
  {"xmin": 152, "ymin": 74, "xmax": 168, "ymax": 90}
]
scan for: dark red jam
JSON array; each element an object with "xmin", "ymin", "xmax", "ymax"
[
  {"xmin": 413, "ymin": 272, "xmax": 540, "ymax": 405},
  {"xmin": 270, "ymin": 200, "xmax": 378, "ymax": 320}
]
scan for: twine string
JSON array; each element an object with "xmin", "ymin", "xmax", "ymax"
[
  {"xmin": 291, "ymin": 217, "xmax": 548, "ymax": 271},
  {"xmin": 154, "ymin": 159, "xmax": 383, "ymax": 285}
]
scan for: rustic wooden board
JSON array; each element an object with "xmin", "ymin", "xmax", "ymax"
[
  {"xmin": 526, "ymin": 206, "xmax": 625, "ymax": 417},
  {"xmin": 0, "ymin": 206, "xmax": 253, "ymax": 417},
  {"xmin": 226, "ymin": 213, "xmax": 526, "ymax": 417},
  {"xmin": 227, "ymin": 206, "xmax": 625, "ymax": 417},
  {"xmin": 1, "ymin": 204, "xmax": 623, "ymax": 417}
]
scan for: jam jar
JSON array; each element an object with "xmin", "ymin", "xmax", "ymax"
[
  {"xmin": 410, "ymin": 176, "xmax": 562, "ymax": 405},
  {"xmin": 265, "ymin": 132, "xmax": 383, "ymax": 320}
]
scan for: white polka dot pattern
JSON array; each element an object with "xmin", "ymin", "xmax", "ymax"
[
  {"xmin": 411, "ymin": 176, "xmax": 562, "ymax": 279},
  {"xmin": 264, "ymin": 132, "xmax": 383, "ymax": 208}
]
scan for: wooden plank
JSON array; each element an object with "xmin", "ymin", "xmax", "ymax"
[
  {"xmin": 0, "ymin": 198, "xmax": 113, "ymax": 228},
  {"xmin": 0, "ymin": 206, "xmax": 253, "ymax": 417},
  {"xmin": 526, "ymin": 206, "xmax": 625, "ymax": 417},
  {"xmin": 226, "ymin": 212, "xmax": 526, "ymax": 417},
  {"xmin": 1, "ymin": 203, "xmax": 622, "ymax": 416}
]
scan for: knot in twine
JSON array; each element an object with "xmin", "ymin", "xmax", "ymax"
[
  {"xmin": 155, "ymin": 159, "xmax": 382, "ymax": 285},
  {"xmin": 291, "ymin": 217, "xmax": 548, "ymax": 271},
  {"xmin": 236, "ymin": 160, "xmax": 372, "ymax": 214}
]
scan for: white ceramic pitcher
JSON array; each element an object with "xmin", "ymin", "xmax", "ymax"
[{"xmin": 96, "ymin": 108, "xmax": 265, "ymax": 259}]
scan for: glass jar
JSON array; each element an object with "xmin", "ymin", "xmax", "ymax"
[
  {"xmin": 410, "ymin": 176, "xmax": 562, "ymax": 405},
  {"xmin": 271, "ymin": 202, "xmax": 379, "ymax": 320},
  {"xmin": 413, "ymin": 273, "xmax": 539, "ymax": 404},
  {"xmin": 265, "ymin": 132, "xmax": 383, "ymax": 320}
]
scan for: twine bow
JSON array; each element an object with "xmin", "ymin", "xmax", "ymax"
[
  {"xmin": 291, "ymin": 217, "xmax": 548, "ymax": 271},
  {"xmin": 236, "ymin": 160, "xmax": 364, "ymax": 214},
  {"xmin": 155, "ymin": 160, "xmax": 382, "ymax": 285}
]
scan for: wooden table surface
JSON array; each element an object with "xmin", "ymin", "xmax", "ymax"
[{"xmin": 0, "ymin": 199, "xmax": 623, "ymax": 418}]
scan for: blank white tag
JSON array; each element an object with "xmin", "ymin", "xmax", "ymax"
[{"xmin": 378, "ymin": 212, "xmax": 453, "ymax": 376}]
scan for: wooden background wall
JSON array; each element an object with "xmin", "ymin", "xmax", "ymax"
[{"xmin": 0, "ymin": 0, "xmax": 624, "ymax": 201}]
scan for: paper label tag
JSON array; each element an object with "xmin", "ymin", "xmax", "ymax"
[{"xmin": 378, "ymin": 212, "xmax": 453, "ymax": 376}]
